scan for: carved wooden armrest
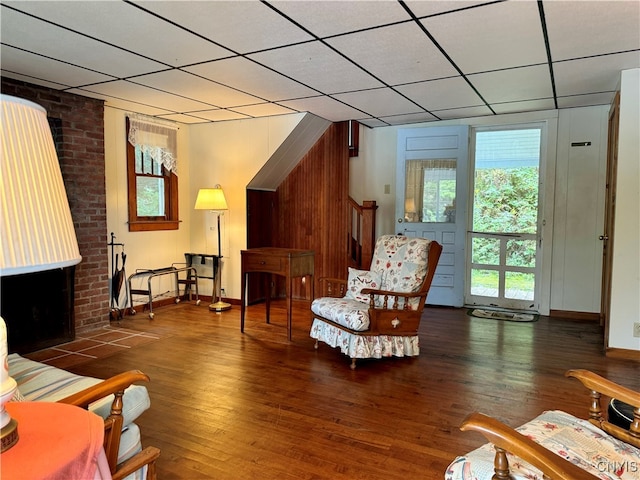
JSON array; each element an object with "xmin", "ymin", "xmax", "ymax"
[
  {"xmin": 460, "ymin": 412, "xmax": 598, "ymax": 480},
  {"xmin": 112, "ymin": 446, "xmax": 161, "ymax": 480},
  {"xmin": 58, "ymin": 370, "xmax": 150, "ymax": 409},
  {"xmin": 566, "ymin": 369, "xmax": 640, "ymax": 447},
  {"xmin": 318, "ymin": 277, "xmax": 347, "ymax": 298},
  {"xmin": 360, "ymin": 287, "xmax": 424, "ymax": 310}
]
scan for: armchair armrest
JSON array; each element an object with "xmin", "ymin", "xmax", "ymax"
[
  {"xmin": 460, "ymin": 412, "xmax": 598, "ymax": 480},
  {"xmin": 360, "ymin": 287, "xmax": 425, "ymax": 310},
  {"xmin": 58, "ymin": 370, "xmax": 150, "ymax": 408},
  {"xmin": 566, "ymin": 369, "xmax": 640, "ymax": 447}
]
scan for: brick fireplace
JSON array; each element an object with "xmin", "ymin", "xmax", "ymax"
[{"xmin": 1, "ymin": 78, "xmax": 110, "ymax": 350}]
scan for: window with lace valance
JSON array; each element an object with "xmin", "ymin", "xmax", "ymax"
[{"xmin": 126, "ymin": 115, "xmax": 180, "ymax": 232}]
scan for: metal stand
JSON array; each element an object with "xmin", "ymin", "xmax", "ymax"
[{"xmin": 211, "ymin": 213, "xmax": 231, "ymax": 312}]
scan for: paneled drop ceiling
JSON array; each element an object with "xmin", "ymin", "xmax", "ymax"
[{"xmin": 1, "ymin": 0, "xmax": 638, "ymax": 127}]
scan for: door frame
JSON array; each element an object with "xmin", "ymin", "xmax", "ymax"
[
  {"xmin": 465, "ymin": 124, "xmax": 546, "ymax": 312},
  {"xmin": 601, "ymin": 92, "xmax": 620, "ymax": 347}
]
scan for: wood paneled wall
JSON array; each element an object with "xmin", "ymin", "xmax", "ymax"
[{"xmin": 247, "ymin": 122, "xmax": 350, "ymax": 300}]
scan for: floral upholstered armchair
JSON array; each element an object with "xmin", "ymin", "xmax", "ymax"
[{"xmin": 310, "ymin": 235, "xmax": 442, "ymax": 369}]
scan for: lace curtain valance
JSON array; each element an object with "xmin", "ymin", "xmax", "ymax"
[{"xmin": 127, "ymin": 114, "xmax": 178, "ymax": 173}]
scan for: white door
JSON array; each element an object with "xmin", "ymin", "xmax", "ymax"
[
  {"xmin": 396, "ymin": 126, "xmax": 469, "ymax": 307},
  {"xmin": 466, "ymin": 126, "xmax": 544, "ymax": 311}
]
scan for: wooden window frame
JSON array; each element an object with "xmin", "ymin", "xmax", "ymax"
[{"xmin": 126, "ymin": 118, "xmax": 179, "ymax": 232}]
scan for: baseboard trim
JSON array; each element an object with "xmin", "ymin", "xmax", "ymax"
[
  {"xmin": 549, "ymin": 310, "xmax": 600, "ymax": 321},
  {"xmin": 605, "ymin": 347, "xmax": 640, "ymax": 360}
]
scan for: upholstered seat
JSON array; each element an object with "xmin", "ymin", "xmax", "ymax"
[
  {"xmin": 310, "ymin": 235, "xmax": 442, "ymax": 369},
  {"xmin": 9, "ymin": 353, "xmax": 158, "ymax": 480},
  {"xmin": 446, "ymin": 369, "xmax": 640, "ymax": 480}
]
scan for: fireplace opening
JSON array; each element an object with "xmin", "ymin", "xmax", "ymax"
[{"xmin": 1, "ymin": 266, "xmax": 75, "ymax": 354}]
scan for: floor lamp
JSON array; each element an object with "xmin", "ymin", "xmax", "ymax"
[{"xmin": 194, "ymin": 186, "xmax": 231, "ymax": 312}]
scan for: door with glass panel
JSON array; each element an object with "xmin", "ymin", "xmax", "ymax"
[
  {"xmin": 396, "ymin": 126, "xmax": 469, "ymax": 307},
  {"xmin": 466, "ymin": 126, "xmax": 543, "ymax": 311}
]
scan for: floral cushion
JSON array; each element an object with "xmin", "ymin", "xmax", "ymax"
[
  {"xmin": 311, "ymin": 297, "xmax": 370, "ymax": 331},
  {"xmin": 445, "ymin": 410, "xmax": 640, "ymax": 480},
  {"xmin": 344, "ymin": 267, "xmax": 382, "ymax": 304},
  {"xmin": 371, "ymin": 235, "xmax": 431, "ymax": 309}
]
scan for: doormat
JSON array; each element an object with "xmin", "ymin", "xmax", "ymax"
[{"xmin": 467, "ymin": 308, "xmax": 538, "ymax": 322}]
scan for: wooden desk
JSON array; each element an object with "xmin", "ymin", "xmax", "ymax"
[{"xmin": 240, "ymin": 248, "xmax": 314, "ymax": 340}]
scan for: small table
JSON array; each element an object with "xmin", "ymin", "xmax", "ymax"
[
  {"xmin": 240, "ymin": 248, "xmax": 314, "ymax": 340},
  {"xmin": 2, "ymin": 401, "xmax": 111, "ymax": 479}
]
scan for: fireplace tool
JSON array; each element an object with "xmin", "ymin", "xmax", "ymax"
[{"xmin": 109, "ymin": 232, "xmax": 129, "ymax": 320}]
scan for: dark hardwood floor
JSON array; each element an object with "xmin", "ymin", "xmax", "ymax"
[{"xmin": 67, "ymin": 301, "xmax": 639, "ymax": 479}]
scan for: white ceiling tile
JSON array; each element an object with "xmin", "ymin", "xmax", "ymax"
[
  {"xmin": 469, "ymin": 65, "xmax": 553, "ymax": 104},
  {"xmin": 69, "ymin": 89, "xmax": 174, "ymax": 116},
  {"xmin": 79, "ymin": 81, "xmax": 213, "ymax": 112},
  {"xmin": 396, "ymin": 77, "xmax": 484, "ymax": 112},
  {"xmin": 1, "ymin": 45, "xmax": 116, "ymax": 87},
  {"xmin": 421, "ymin": 1, "xmax": 547, "ymax": 73},
  {"xmin": 249, "ymin": 42, "xmax": 383, "ymax": 94},
  {"xmin": 0, "ymin": 7, "xmax": 165, "ymax": 78},
  {"xmin": 380, "ymin": 112, "xmax": 439, "ymax": 126},
  {"xmin": 2, "ymin": 1, "xmax": 232, "ymax": 67},
  {"xmin": 332, "ymin": 88, "xmax": 423, "ymax": 118},
  {"xmin": 554, "ymin": 51, "xmax": 640, "ymax": 97},
  {"xmin": 279, "ymin": 96, "xmax": 370, "ymax": 123},
  {"xmin": 133, "ymin": 0, "xmax": 313, "ymax": 54},
  {"xmin": 271, "ymin": 1, "xmax": 411, "ymax": 37},
  {"xmin": 326, "ymin": 22, "xmax": 458, "ymax": 85},
  {"xmin": 232, "ymin": 103, "xmax": 297, "ymax": 118},
  {"xmin": 178, "ymin": 109, "xmax": 250, "ymax": 122},
  {"xmin": 557, "ymin": 92, "xmax": 618, "ymax": 110},
  {"xmin": 186, "ymin": 110, "xmax": 250, "ymax": 122},
  {"xmin": 155, "ymin": 113, "xmax": 213, "ymax": 125},
  {"xmin": 433, "ymin": 105, "xmax": 494, "ymax": 120},
  {"xmin": 403, "ymin": 1, "xmax": 491, "ymax": 18},
  {"xmin": 544, "ymin": 1, "xmax": 640, "ymax": 61},
  {"xmin": 491, "ymin": 98, "xmax": 557, "ymax": 116},
  {"xmin": 358, "ymin": 118, "xmax": 388, "ymax": 128},
  {"xmin": 184, "ymin": 57, "xmax": 318, "ymax": 102},
  {"xmin": 131, "ymin": 70, "xmax": 263, "ymax": 108}
]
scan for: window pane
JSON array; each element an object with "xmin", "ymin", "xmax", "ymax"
[
  {"xmin": 470, "ymin": 269, "xmax": 498, "ymax": 297},
  {"xmin": 505, "ymin": 272, "xmax": 534, "ymax": 300},
  {"xmin": 136, "ymin": 176, "xmax": 165, "ymax": 216},
  {"xmin": 404, "ymin": 159, "xmax": 456, "ymax": 223},
  {"xmin": 472, "ymin": 237, "xmax": 499, "ymax": 265},
  {"xmin": 506, "ymin": 239, "xmax": 536, "ymax": 267}
]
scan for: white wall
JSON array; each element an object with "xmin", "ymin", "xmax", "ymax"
[
  {"xmin": 104, "ymin": 107, "xmax": 192, "ymax": 308},
  {"xmin": 188, "ymin": 113, "xmax": 304, "ymax": 301},
  {"xmin": 608, "ymin": 68, "xmax": 640, "ymax": 351}
]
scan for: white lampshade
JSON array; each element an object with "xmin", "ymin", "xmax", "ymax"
[
  {"xmin": 194, "ymin": 185, "xmax": 228, "ymax": 211},
  {"xmin": 0, "ymin": 95, "xmax": 82, "ymax": 276}
]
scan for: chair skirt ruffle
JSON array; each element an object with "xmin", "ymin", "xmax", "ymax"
[{"xmin": 310, "ymin": 318, "xmax": 419, "ymax": 359}]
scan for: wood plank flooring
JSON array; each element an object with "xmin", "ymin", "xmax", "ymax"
[{"xmin": 67, "ymin": 301, "xmax": 639, "ymax": 479}]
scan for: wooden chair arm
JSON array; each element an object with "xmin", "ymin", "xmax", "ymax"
[
  {"xmin": 460, "ymin": 412, "xmax": 598, "ymax": 480},
  {"xmin": 566, "ymin": 369, "xmax": 640, "ymax": 447},
  {"xmin": 566, "ymin": 369, "xmax": 640, "ymax": 408},
  {"xmin": 112, "ymin": 446, "xmax": 161, "ymax": 480},
  {"xmin": 58, "ymin": 370, "xmax": 150, "ymax": 408},
  {"xmin": 360, "ymin": 287, "xmax": 424, "ymax": 298}
]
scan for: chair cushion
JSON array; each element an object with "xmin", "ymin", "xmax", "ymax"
[
  {"xmin": 8, "ymin": 353, "xmax": 150, "ymax": 427},
  {"xmin": 445, "ymin": 410, "xmax": 640, "ymax": 480},
  {"xmin": 371, "ymin": 236, "xmax": 431, "ymax": 309},
  {"xmin": 344, "ymin": 267, "xmax": 382, "ymax": 304},
  {"xmin": 311, "ymin": 297, "xmax": 370, "ymax": 331}
]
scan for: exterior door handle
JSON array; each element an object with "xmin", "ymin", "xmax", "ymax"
[{"xmin": 599, "ymin": 235, "xmax": 609, "ymax": 241}]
